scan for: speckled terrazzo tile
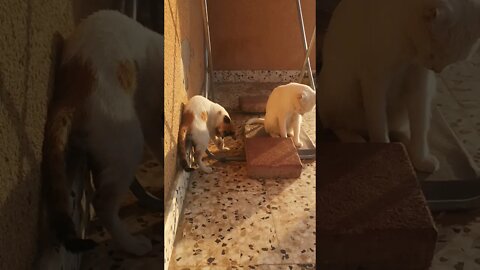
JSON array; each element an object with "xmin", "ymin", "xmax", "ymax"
[
  {"xmin": 435, "ymin": 76, "xmax": 462, "ymax": 108},
  {"xmin": 228, "ymin": 264, "xmax": 316, "ymax": 270},
  {"xmin": 80, "ymin": 153, "xmax": 163, "ymax": 270},
  {"xmin": 439, "ymin": 105, "xmax": 480, "ymax": 172},
  {"xmin": 443, "ymin": 79, "xmax": 480, "ymax": 109},
  {"xmin": 80, "ymin": 215, "xmax": 163, "ymax": 270},
  {"xmin": 188, "ymin": 164, "xmax": 265, "ymax": 194},
  {"xmin": 430, "ymin": 211, "xmax": 480, "ymax": 270},
  {"xmin": 266, "ymin": 187, "xmax": 316, "ymax": 265},
  {"xmin": 212, "ymin": 70, "xmax": 314, "ymax": 83},
  {"xmin": 171, "ymin": 189, "xmax": 283, "ymax": 268},
  {"xmin": 441, "ymin": 60, "xmax": 480, "ymax": 83}
]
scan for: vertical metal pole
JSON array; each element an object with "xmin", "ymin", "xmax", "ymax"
[
  {"xmin": 132, "ymin": 0, "xmax": 137, "ymax": 20},
  {"xmin": 298, "ymin": 27, "xmax": 316, "ymax": 91},
  {"xmin": 202, "ymin": 0, "xmax": 215, "ymax": 100},
  {"xmin": 296, "ymin": 0, "xmax": 316, "ymax": 90}
]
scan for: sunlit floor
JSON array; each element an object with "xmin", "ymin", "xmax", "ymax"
[
  {"xmin": 76, "ymin": 48, "xmax": 480, "ymax": 269},
  {"xmin": 169, "ymin": 82, "xmax": 316, "ymax": 269},
  {"xmin": 429, "ymin": 49, "xmax": 480, "ymax": 270}
]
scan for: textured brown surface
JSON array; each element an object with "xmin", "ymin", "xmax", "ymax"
[
  {"xmin": 318, "ymin": 143, "xmax": 437, "ymax": 270},
  {"xmin": 0, "ymin": 1, "xmax": 77, "ymax": 269},
  {"xmin": 246, "ymin": 137, "xmax": 302, "ymax": 179},
  {"xmin": 239, "ymin": 95, "xmax": 269, "ymax": 113}
]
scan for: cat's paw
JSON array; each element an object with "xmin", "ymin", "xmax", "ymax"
[
  {"xmin": 287, "ymin": 132, "xmax": 294, "ymax": 137},
  {"xmin": 200, "ymin": 166, "xmax": 213, "ymax": 173},
  {"xmin": 294, "ymin": 141, "xmax": 303, "ymax": 148},
  {"xmin": 412, "ymin": 154, "xmax": 439, "ymax": 173},
  {"xmin": 124, "ymin": 235, "xmax": 152, "ymax": 256}
]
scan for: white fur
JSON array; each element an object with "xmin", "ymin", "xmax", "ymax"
[
  {"xmin": 184, "ymin": 95, "xmax": 233, "ymax": 173},
  {"xmin": 319, "ymin": 0, "xmax": 480, "ymax": 172},
  {"xmin": 247, "ymin": 83, "xmax": 316, "ymax": 147},
  {"xmin": 63, "ymin": 10, "xmax": 164, "ymax": 256}
]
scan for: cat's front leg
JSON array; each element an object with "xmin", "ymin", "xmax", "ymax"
[
  {"xmin": 361, "ymin": 78, "xmax": 390, "ymax": 143},
  {"xmin": 405, "ymin": 67, "xmax": 439, "ymax": 173},
  {"xmin": 278, "ymin": 115, "xmax": 288, "ymax": 138},
  {"xmin": 195, "ymin": 145, "xmax": 212, "ymax": 173},
  {"xmin": 214, "ymin": 136, "xmax": 230, "ymax": 151},
  {"xmin": 292, "ymin": 114, "xmax": 303, "ymax": 148}
]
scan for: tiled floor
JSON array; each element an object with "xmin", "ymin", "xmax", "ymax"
[
  {"xmin": 169, "ymin": 82, "xmax": 316, "ymax": 269},
  {"xmin": 76, "ymin": 48, "xmax": 479, "ymax": 269},
  {"xmin": 80, "ymin": 149, "xmax": 163, "ymax": 270},
  {"xmin": 428, "ymin": 48, "xmax": 480, "ymax": 270}
]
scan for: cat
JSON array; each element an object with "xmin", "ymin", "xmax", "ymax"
[
  {"xmin": 178, "ymin": 95, "xmax": 236, "ymax": 173},
  {"xmin": 42, "ymin": 10, "xmax": 164, "ymax": 256},
  {"xmin": 318, "ymin": 0, "xmax": 480, "ymax": 173},
  {"xmin": 246, "ymin": 82, "xmax": 316, "ymax": 148}
]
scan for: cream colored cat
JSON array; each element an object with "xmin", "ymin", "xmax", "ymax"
[
  {"xmin": 247, "ymin": 82, "xmax": 316, "ymax": 147},
  {"xmin": 319, "ymin": 0, "xmax": 480, "ymax": 172},
  {"xmin": 42, "ymin": 10, "xmax": 163, "ymax": 256},
  {"xmin": 178, "ymin": 95, "xmax": 236, "ymax": 173}
]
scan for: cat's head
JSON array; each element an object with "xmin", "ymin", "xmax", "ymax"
[
  {"xmin": 214, "ymin": 110, "xmax": 236, "ymax": 140},
  {"xmin": 419, "ymin": 0, "xmax": 480, "ymax": 72},
  {"xmin": 295, "ymin": 86, "xmax": 316, "ymax": 115}
]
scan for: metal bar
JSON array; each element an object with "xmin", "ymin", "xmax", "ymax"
[
  {"xmin": 132, "ymin": 0, "xmax": 137, "ymax": 20},
  {"xmin": 202, "ymin": 0, "xmax": 215, "ymax": 100},
  {"xmin": 120, "ymin": 0, "xmax": 126, "ymax": 14},
  {"xmin": 296, "ymin": 0, "xmax": 316, "ymax": 89},
  {"xmin": 298, "ymin": 27, "xmax": 316, "ymax": 90}
]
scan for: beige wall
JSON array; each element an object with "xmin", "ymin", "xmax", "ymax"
[
  {"xmin": 207, "ymin": 0, "xmax": 316, "ymax": 70},
  {"xmin": 164, "ymin": 0, "xmax": 205, "ymax": 202},
  {"xmin": 0, "ymin": 1, "xmax": 113, "ymax": 269},
  {"xmin": 0, "ymin": 1, "xmax": 73, "ymax": 269}
]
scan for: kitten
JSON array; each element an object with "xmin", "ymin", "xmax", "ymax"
[
  {"xmin": 247, "ymin": 82, "xmax": 316, "ymax": 148},
  {"xmin": 319, "ymin": 0, "xmax": 480, "ymax": 173},
  {"xmin": 178, "ymin": 95, "xmax": 236, "ymax": 173},
  {"xmin": 42, "ymin": 10, "xmax": 163, "ymax": 256}
]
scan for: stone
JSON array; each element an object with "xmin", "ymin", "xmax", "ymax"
[
  {"xmin": 245, "ymin": 137, "xmax": 302, "ymax": 179},
  {"xmin": 318, "ymin": 143, "xmax": 437, "ymax": 270}
]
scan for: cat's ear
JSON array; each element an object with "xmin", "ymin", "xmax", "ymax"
[
  {"xmin": 423, "ymin": 2, "xmax": 453, "ymax": 35},
  {"xmin": 223, "ymin": 115, "xmax": 231, "ymax": 124}
]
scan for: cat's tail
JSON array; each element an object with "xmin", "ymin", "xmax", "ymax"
[
  {"xmin": 245, "ymin": 117, "xmax": 265, "ymax": 125},
  {"xmin": 178, "ymin": 112, "xmax": 195, "ymax": 172},
  {"xmin": 41, "ymin": 105, "xmax": 97, "ymax": 253}
]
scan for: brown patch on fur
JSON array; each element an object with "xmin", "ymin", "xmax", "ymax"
[
  {"xmin": 200, "ymin": 111, "xmax": 208, "ymax": 122},
  {"xmin": 116, "ymin": 60, "xmax": 136, "ymax": 94},
  {"xmin": 216, "ymin": 122, "xmax": 236, "ymax": 138},
  {"xmin": 42, "ymin": 55, "xmax": 95, "ymax": 250},
  {"xmin": 182, "ymin": 110, "xmax": 194, "ymax": 127},
  {"xmin": 178, "ymin": 109, "xmax": 195, "ymax": 170}
]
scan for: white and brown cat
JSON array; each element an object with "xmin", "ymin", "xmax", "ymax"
[
  {"xmin": 319, "ymin": 0, "xmax": 480, "ymax": 172},
  {"xmin": 178, "ymin": 95, "xmax": 236, "ymax": 173},
  {"xmin": 247, "ymin": 82, "xmax": 316, "ymax": 147},
  {"xmin": 42, "ymin": 10, "xmax": 163, "ymax": 256}
]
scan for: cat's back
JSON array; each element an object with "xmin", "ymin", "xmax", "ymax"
[
  {"xmin": 185, "ymin": 95, "xmax": 213, "ymax": 115},
  {"xmin": 266, "ymin": 83, "xmax": 305, "ymax": 111},
  {"xmin": 62, "ymin": 10, "xmax": 159, "ymax": 67},
  {"xmin": 270, "ymin": 82, "xmax": 308, "ymax": 99}
]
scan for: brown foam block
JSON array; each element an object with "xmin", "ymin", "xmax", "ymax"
[
  {"xmin": 319, "ymin": 143, "xmax": 437, "ymax": 270},
  {"xmin": 239, "ymin": 95, "xmax": 269, "ymax": 113},
  {"xmin": 245, "ymin": 137, "xmax": 302, "ymax": 179}
]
